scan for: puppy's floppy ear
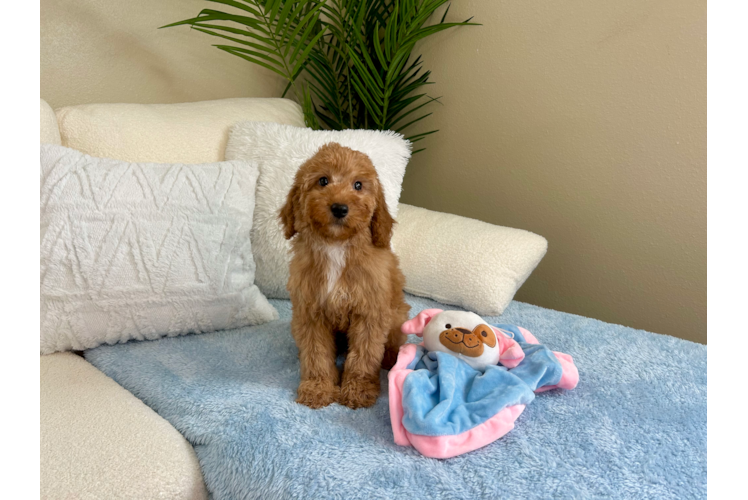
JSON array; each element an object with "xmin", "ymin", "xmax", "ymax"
[
  {"xmin": 370, "ymin": 183, "xmax": 394, "ymax": 248},
  {"xmin": 279, "ymin": 182, "xmax": 301, "ymax": 240}
]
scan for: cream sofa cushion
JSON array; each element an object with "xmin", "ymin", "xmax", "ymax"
[
  {"xmin": 392, "ymin": 204, "xmax": 548, "ymax": 316},
  {"xmin": 40, "ymin": 99, "xmax": 61, "ymax": 145},
  {"xmin": 41, "ymin": 352, "xmax": 208, "ymax": 500},
  {"xmin": 55, "ymin": 97, "xmax": 305, "ymax": 164}
]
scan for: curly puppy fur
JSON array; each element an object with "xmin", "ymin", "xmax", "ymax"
[{"xmin": 279, "ymin": 143, "xmax": 410, "ymax": 409}]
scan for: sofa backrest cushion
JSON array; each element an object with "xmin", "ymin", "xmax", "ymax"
[
  {"xmin": 54, "ymin": 98, "xmax": 305, "ymax": 164},
  {"xmin": 392, "ymin": 204, "xmax": 548, "ymax": 316},
  {"xmin": 41, "ymin": 99, "xmax": 62, "ymax": 145}
]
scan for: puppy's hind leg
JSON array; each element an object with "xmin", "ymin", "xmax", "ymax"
[
  {"xmin": 382, "ymin": 324, "xmax": 406, "ymax": 370},
  {"xmin": 382, "ymin": 298, "xmax": 410, "ymax": 370}
]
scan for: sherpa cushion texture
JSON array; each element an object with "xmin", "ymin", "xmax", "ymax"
[
  {"xmin": 86, "ymin": 294, "xmax": 706, "ymax": 500},
  {"xmin": 393, "ymin": 204, "xmax": 547, "ymax": 316},
  {"xmin": 54, "ymin": 97, "xmax": 306, "ymax": 164},
  {"xmin": 40, "ymin": 99, "xmax": 61, "ymax": 145},
  {"xmin": 41, "ymin": 352, "xmax": 208, "ymax": 500},
  {"xmin": 225, "ymin": 121, "xmax": 411, "ymax": 298},
  {"xmin": 40, "ymin": 144, "xmax": 277, "ymax": 354}
]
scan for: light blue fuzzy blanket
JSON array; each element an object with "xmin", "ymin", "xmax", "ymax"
[{"xmin": 85, "ymin": 295, "xmax": 706, "ymax": 499}]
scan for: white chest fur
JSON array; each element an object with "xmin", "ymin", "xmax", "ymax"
[{"xmin": 323, "ymin": 244, "xmax": 347, "ymax": 296}]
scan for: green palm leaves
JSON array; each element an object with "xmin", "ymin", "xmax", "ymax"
[{"xmin": 163, "ymin": 0, "xmax": 477, "ymax": 152}]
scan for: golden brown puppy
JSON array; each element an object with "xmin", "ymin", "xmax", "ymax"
[{"xmin": 279, "ymin": 142, "xmax": 410, "ymax": 409}]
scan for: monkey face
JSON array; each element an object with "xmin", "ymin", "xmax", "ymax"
[
  {"xmin": 420, "ymin": 311, "xmax": 502, "ymax": 370},
  {"xmin": 438, "ymin": 324, "xmax": 497, "ymax": 357}
]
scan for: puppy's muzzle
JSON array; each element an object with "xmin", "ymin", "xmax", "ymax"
[{"xmin": 330, "ymin": 203, "xmax": 348, "ymax": 219}]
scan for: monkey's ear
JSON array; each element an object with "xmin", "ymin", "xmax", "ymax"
[
  {"xmin": 401, "ymin": 309, "xmax": 444, "ymax": 336},
  {"xmin": 370, "ymin": 184, "xmax": 394, "ymax": 248},
  {"xmin": 279, "ymin": 183, "xmax": 301, "ymax": 239}
]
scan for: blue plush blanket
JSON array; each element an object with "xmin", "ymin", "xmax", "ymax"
[
  {"xmin": 401, "ymin": 347, "xmax": 536, "ymax": 437},
  {"xmin": 85, "ymin": 295, "xmax": 706, "ymax": 499}
]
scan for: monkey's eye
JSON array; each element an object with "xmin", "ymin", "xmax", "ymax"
[
  {"xmin": 319, "ymin": 177, "xmax": 329, "ymax": 187},
  {"xmin": 354, "ymin": 181, "xmax": 362, "ymax": 191}
]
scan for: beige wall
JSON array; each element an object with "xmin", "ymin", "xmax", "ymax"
[
  {"xmin": 401, "ymin": 0, "xmax": 706, "ymax": 343},
  {"xmin": 41, "ymin": 0, "xmax": 287, "ymax": 108},
  {"xmin": 41, "ymin": 0, "xmax": 706, "ymax": 343}
]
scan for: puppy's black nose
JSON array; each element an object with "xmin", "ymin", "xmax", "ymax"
[{"xmin": 330, "ymin": 203, "xmax": 348, "ymax": 219}]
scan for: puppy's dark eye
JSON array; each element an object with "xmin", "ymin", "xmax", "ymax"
[
  {"xmin": 445, "ymin": 324, "xmax": 451, "ymax": 329},
  {"xmin": 354, "ymin": 181, "xmax": 362, "ymax": 191},
  {"xmin": 319, "ymin": 177, "xmax": 329, "ymax": 187}
]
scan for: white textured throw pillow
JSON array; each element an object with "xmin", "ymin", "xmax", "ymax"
[
  {"xmin": 225, "ymin": 122, "xmax": 411, "ymax": 298},
  {"xmin": 40, "ymin": 145, "xmax": 278, "ymax": 354},
  {"xmin": 392, "ymin": 204, "xmax": 548, "ymax": 316}
]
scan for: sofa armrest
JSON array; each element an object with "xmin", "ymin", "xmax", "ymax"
[
  {"xmin": 41, "ymin": 352, "xmax": 207, "ymax": 500},
  {"xmin": 392, "ymin": 204, "xmax": 547, "ymax": 316}
]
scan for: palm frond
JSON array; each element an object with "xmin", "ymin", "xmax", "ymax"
[{"xmin": 164, "ymin": 0, "xmax": 480, "ymax": 151}]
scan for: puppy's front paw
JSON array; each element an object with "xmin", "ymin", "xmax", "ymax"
[
  {"xmin": 340, "ymin": 377, "xmax": 380, "ymax": 409},
  {"xmin": 296, "ymin": 380, "xmax": 339, "ymax": 409}
]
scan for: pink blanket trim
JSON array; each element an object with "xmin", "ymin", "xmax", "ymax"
[
  {"xmin": 388, "ymin": 344, "xmax": 418, "ymax": 446},
  {"xmin": 405, "ymin": 405, "xmax": 527, "ymax": 459},
  {"xmin": 535, "ymin": 351, "xmax": 580, "ymax": 392}
]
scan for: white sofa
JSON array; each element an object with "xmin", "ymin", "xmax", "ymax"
[{"xmin": 40, "ymin": 97, "xmax": 546, "ymax": 499}]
